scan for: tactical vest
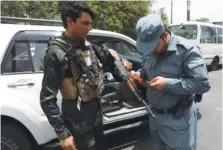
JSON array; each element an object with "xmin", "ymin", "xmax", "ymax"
[{"xmin": 49, "ymin": 37, "xmax": 104, "ymax": 102}]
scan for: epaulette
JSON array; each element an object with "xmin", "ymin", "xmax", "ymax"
[{"xmin": 176, "ymin": 36, "xmax": 194, "ymax": 51}]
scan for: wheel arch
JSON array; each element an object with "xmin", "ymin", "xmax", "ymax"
[{"xmin": 1, "ymin": 115, "xmax": 38, "ymax": 148}]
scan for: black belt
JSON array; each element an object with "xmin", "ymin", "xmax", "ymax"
[
  {"xmin": 152, "ymin": 99, "xmax": 193, "ymax": 115},
  {"xmin": 152, "ymin": 106, "xmax": 177, "ymax": 114}
]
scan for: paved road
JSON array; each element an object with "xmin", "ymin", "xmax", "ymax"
[{"xmin": 104, "ymin": 67, "xmax": 222, "ymax": 150}]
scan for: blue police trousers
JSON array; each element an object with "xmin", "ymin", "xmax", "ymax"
[{"xmin": 149, "ymin": 103, "xmax": 197, "ymax": 150}]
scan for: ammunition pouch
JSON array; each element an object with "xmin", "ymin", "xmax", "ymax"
[
  {"xmin": 50, "ymin": 37, "xmax": 104, "ymax": 102},
  {"xmin": 60, "ymin": 77, "xmax": 78, "ymax": 100},
  {"xmin": 76, "ymin": 71, "xmax": 104, "ymax": 102}
]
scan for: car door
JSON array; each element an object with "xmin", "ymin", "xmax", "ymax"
[
  {"xmin": 0, "ymin": 30, "xmax": 62, "ymax": 116},
  {"xmin": 87, "ymin": 35, "xmax": 145, "ymax": 119}
]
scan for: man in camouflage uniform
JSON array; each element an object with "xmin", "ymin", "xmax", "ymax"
[{"xmin": 40, "ymin": 1, "xmax": 132, "ymax": 150}]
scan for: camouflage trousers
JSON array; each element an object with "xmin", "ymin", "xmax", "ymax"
[{"xmin": 62, "ymin": 98, "xmax": 104, "ymax": 150}]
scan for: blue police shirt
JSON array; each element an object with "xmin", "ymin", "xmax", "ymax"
[{"xmin": 140, "ymin": 33, "xmax": 211, "ymax": 109}]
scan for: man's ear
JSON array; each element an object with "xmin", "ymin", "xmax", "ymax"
[
  {"xmin": 66, "ymin": 17, "xmax": 73, "ymax": 27},
  {"xmin": 163, "ymin": 32, "xmax": 170, "ymax": 42},
  {"xmin": 164, "ymin": 32, "xmax": 168, "ymax": 39}
]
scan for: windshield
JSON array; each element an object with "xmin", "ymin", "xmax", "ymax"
[{"xmin": 169, "ymin": 25, "xmax": 198, "ymax": 39}]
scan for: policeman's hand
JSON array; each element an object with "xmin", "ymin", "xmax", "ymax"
[
  {"xmin": 60, "ymin": 136, "xmax": 77, "ymax": 150},
  {"xmin": 149, "ymin": 76, "xmax": 166, "ymax": 91},
  {"xmin": 123, "ymin": 60, "xmax": 133, "ymax": 70},
  {"xmin": 108, "ymin": 49, "xmax": 120, "ymax": 60}
]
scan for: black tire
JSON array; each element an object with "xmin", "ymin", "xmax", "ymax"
[
  {"xmin": 209, "ymin": 57, "xmax": 219, "ymax": 71},
  {"xmin": 1, "ymin": 123, "xmax": 32, "ymax": 150}
]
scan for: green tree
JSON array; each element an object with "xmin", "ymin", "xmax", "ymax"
[
  {"xmin": 1, "ymin": 1, "xmax": 26, "ymax": 17},
  {"xmin": 158, "ymin": 7, "xmax": 169, "ymax": 27},
  {"xmin": 88, "ymin": 1, "xmax": 151, "ymax": 39},
  {"xmin": 1, "ymin": 1, "xmax": 170, "ymax": 40},
  {"xmin": 1, "ymin": 1, "xmax": 59, "ymax": 19},
  {"xmin": 196, "ymin": 18, "xmax": 210, "ymax": 22}
]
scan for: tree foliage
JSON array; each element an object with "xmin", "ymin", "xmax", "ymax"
[
  {"xmin": 196, "ymin": 18, "xmax": 210, "ymax": 22},
  {"xmin": 88, "ymin": 1, "xmax": 151, "ymax": 39},
  {"xmin": 1, "ymin": 1, "xmax": 59, "ymax": 19},
  {"xmin": 1, "ymin": 1, "xmax": 168, "ymax": 39},
  {"xmin": 158, "ymin": 8, "xmax": 168, "ymax": 27}
]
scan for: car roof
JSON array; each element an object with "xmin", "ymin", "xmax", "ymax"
[
  {"xmin": 0, "ymin": 24, "xmax": 136, "ymax": 63},
  {"xmin": 169, "ymin": 21, "xmax": 223, "ymax": 28}
]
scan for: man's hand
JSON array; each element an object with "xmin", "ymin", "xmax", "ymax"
[
  {"xmin": 60, "ymin": 136, "xmax": 76, "ymax": 150},
  {"xmin": 123, "ymin": 60, "xmax": 133, "ymax": 70},
  {"xmin": 149, "ymin": 76, "xmax": 166, "ymax": 91}
]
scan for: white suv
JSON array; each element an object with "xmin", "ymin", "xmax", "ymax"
[{"xmin": 0, "ymin": 23, "xmax": 148, "ymax": 150}]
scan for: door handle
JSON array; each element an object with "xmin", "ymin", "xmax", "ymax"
[{"xmin": 7, "ymin": 80, "xmax": 35, "ymax": 88}]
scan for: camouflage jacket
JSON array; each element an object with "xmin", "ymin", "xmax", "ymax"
[{"xmin": 40, "ymin": 33, "xmax": 119, "ymax": 140}]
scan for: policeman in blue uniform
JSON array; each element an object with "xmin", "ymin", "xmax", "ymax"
[{"xmin": 135, "ymin": 14, "xmax": 211, "ymax": 150}]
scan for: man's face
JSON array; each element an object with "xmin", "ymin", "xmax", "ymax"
[
  {"xmin": 67, "ymin": 12, "xmax": 93, "ymax": 39},
  {"xmin": 151, "ymin": 32, "xmax": 170, "ymax": 55},
  {"xmin": 154, "ymin": 39, "xmax": 166, "ymax": 53}
]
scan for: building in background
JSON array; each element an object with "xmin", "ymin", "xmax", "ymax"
[{"xmin": 152, "ymin": 0, "xmax": 223, "ymax": 25}]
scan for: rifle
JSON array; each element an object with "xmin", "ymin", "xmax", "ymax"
[
  {"xmin": 90, "ymin": 43, "xmax": 156, "ymax": 118},
  {"xmin": 113, "ymin": 58, "xmax": 156, "ymax": 119}
]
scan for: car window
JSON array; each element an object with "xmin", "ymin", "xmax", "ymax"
[
  {"xmin": 169, "ymin": 25, "xmax": 197, "ymax": 39},
  {"xmin": 30, "ymin": 41, "xmax": 49, "ymax": 72},
  {"xmin": 28, "ymin": 32, "xmax": 61, "ymax": 72},
  {"xmin": 3, "ymin": 41, "xmax": 33, "ymax": 73},
  {"xmin": 2, "ymin": 31, "xmax": 61, "ymax": 74},
  {"xmin": 87, "ymin": 35, "xmax": 141, "ymax": 57},
  {"xmin": 108, "ymin": 40, "xmax": 140, "ymax": 57},
  {"xmin": 200, "ymin": 26, "xmax": 217, "ymax": 43},
  {"xmin": 217, "ymin": 28, "xmax": 223, "ymax": 44},
  {"xmin": 2, "ymin": 32, "xmax": 139, "ymax": 74}
]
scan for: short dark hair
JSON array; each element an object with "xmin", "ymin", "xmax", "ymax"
[{"xmin": 58, "ymin": 1, "xmax": 94, "ymax": 29}]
